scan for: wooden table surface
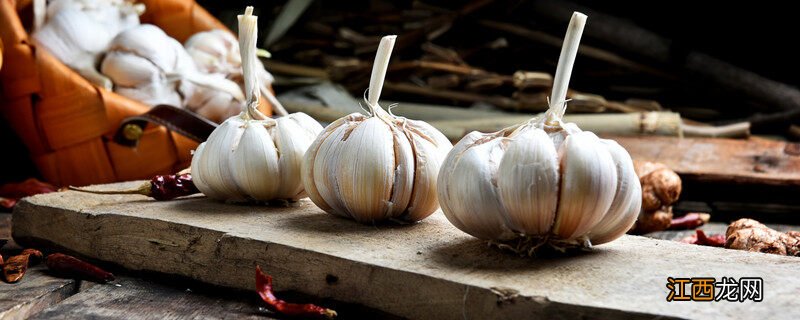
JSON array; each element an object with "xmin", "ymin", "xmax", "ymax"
[
  {"xmin": 4, "ymin": 203, "xmax": 798, "ymax": 320},
  {"xmin": 0, "ymin": 214, "xmax": 396, "ymax": 320}
]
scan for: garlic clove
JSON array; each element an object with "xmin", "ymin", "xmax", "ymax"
[
  {"xmin": 498, "ymin": 126, "xmax": 559, "ymax": 235},
  {"xmin": 272, "ymin": 114, "xmax": 324, "ymax": 199},
  {"xmin": 310, "ymin": 115, "xmax": 367, "ymax": 217},
  {"xmin": 231, "ymin": 122, "xmax": 281, "ymax": 200},
  {"xmin": 386, "ymin": 124, "xmax": 415, "ymax": 218},
  {"xmin": 301, "ymin": 116, "xmax": 354, "ymax": 214},
  {"xmin": 332, "ymin": 117, "xmax": 396, "ymax": 222},
  {"xmin": 193, "ymin": 117, "xmax": 247, "ymax": 201},
  {"xmin": 101, "ymin": 51, "xmax": 161, "ymax": 87},
  {"xmin": 108, "ymin": 24, "xmax": 190, "ymax": 73},
  {"xmin": 552, "ymin": 131, "xmax": 618, "ymax": 240},
  {"xmin": 190, "ymin": 142, "xmax": 222, "ymax": 199},
  {"xmin": 402, "ymin": 120, "xmax": 452, "ymax": 221},
  {"xmin": 438, "ymin": 131, "xmax": 516, "ymax": 240},
  {"xmin": 588, "ymin": 140, "xmax": 642, "ymax": 245}
]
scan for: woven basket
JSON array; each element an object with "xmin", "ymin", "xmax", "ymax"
[{"xmin": 0, "ymin": 0, "xmax": 273, "ymax": 186}]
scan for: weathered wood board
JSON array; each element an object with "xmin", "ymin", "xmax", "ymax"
[
  {"xmin": 612, "ymin": 135, "xmax": 800, "ymax": 186},
  {"xmin": 1, "ymin": 214, "xmax": 96, "ymax": 320},
  {"xmin": 28, "ymin": 275, "xmax": 276, "ymax": 320},
  {"xmin": 0, "ymin": 265, "xmax": 94, "ymax": 320},
  {"xmin": 12, "ymin": 184, "xmax": 800, "ymax": 319}
]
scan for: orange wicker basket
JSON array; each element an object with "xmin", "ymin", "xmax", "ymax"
[{"xmin": 0, "ymin": 0, "xmax": 272, "ymax": 186}]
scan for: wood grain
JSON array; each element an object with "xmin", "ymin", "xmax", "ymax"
[
  {"xmin": 0, "ymin": 265, "xmax": 94, "ymax": 320},
  {"xmin": 1, "ymin": 214, "xmax": 90, "ymax": 320},
  {"xmin": 611, "ymin": 136, "xmax": 800, "ymax": 186},
  {"xmin": 28, "ymin": 276, "xmax": 272, "ymax": 320},
  {"xmin": 11, "ymin": 187, "xmax": 800, "ymax": 319}
]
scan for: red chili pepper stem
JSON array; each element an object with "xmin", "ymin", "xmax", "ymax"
[
  {"xmin": 69, "ymin": 183, "xmax": 151, "ymax": 196},
  {"xmin": 68, "ymin": 173, "xmax": 199, "ymax": 201},
  {"xmin": 256, "ymin": 265, "xmax": 337, "ymax": 319}
]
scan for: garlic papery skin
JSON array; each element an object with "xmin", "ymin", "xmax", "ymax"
[
  {"xmin": 32, "ymin": 8, "xmax": 116, "ymax": 90},
  {"xmin": 301, "ymin": 36, "xmax": 453, "ymax": 223},
  {"xmin": 45, "ymin": 0, "xmax": 144, "ymax": 34},
  {"xmin": 190, "ymin": 7, "xmax": 323, "ymax": 202},
  {"xmin": 185, "ymin": 29, "xmax": 287, "ymax": 117},
  {"xmin": 32, "ymin": 0, "xmax": 144, "ymax": 90},
  {"xmin": 436, "ymin": 12, "xmax": 642, "ymax": 253}
]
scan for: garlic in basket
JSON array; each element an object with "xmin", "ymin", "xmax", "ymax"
[
  {"xmin": 437, "ymin": 12, "xmax": 641, "ymax": 253},
  {"xmin": 184, "ymin": 29, "xmax": 288, "ymax": 117},
  {"xmin": 301, "ymin": 36, "xmax": 453, "ymax": 223},
  {"xmin": 32, "ymin": 0, "xmax": 144, "ymax": 90},
  {"xmin": 101, "ymin": 24, "xmax": 245, "ymax": 122},
  {"xmin": 44, "ymin": 0, "xmax": 144, "ymax": 33},
  {"xmin": 190, "ymin": 7, "xmax": 323, "ymax": 202}
]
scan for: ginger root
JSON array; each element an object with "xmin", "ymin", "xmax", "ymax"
[
  {"xmin": 725, "ymin": 219, "xmax": 800, "ymax": 256},
  {"xmin": 629, "ymin": 161, "xmax": 682, "ymax": 234}
]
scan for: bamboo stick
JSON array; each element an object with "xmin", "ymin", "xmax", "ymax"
[
  {"xmin": 430, "ymin": 112, "xmax": 683, "ymax": 140},
  {"xmin": 281, "ymin": 97, "xmax": 686, "ymax": 139}
]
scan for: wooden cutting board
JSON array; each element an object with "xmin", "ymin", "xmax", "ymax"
[{"xmin": 12, "ymin": 184, "xmax": 800, "ymax": 319}]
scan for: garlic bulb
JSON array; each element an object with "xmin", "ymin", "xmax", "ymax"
[
  {"xmin": 190, "ymin": 7, "xmax": 323, "ymax": 202},
  {"xmin": 301, "ymin": 36, "xmax": 453, "ymax": 223},
  {"xmin": 45, "ymin": 0, "xmax": 144, "ymax": 33},
  {"xmin": 185, "ymin": 29, "xmax": 287, "ymax": 117},
  {"xmin": 180, "ymin": 76, "xmax": 243, "ymax": 123},
  {"xmin": 32, "ymin": 0, "xmax": 144, "ymax": 89},
  {"xmin": 101, "ymin": 24, "xmax": 245, "ymax": 120},
  {"xmin": 437, "ymin": 12, "xmax": 641, "ymax": 252}
]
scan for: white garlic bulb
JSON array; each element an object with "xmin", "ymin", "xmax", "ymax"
[
  {"xmin": 185, "ymin": 29, "xmax": 287, "ymax": 117},
  {"xmin": 101, "ymin": 24, "xmax": 245, "ymax": 119},
  {"xmin": 44, "ymin": 0, "xmax": 144, "ymax": 33},
  {"xmin": 437, "ymin": 12, "xmax": 641, "ymax": 252},
  {"xmin": 32, "ymin": 0, "xmax": 144, "ymax": 89},
  {"xmin": 190, "ymin": 7, "xmax": 323, "ymax": 202},
  {"xmin": 180, "ymin": 77, "xmax": 243, "ymax": 123},
  {"xmin": 301, "ymin": 36, "xmax": 453, "ymax": 223}
]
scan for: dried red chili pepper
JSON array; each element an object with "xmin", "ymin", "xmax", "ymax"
[
  {"xmin": 256, "ymin": 265, "xmax": 337, "ymax": 319},
  {"xmin": 669, "ymin": 213, "xmax": 710, "ymax": 230},
  {"xmin": 45, "ymin": 253, "xmax": 115, "ymax": 283},
  {"xmin": 680, "ymin": 230, "xmax": 726, "ymax": 247},
  {"xmin": 3, "ymin": 254, "xmax": 30, "ymax": 283},
  {"xmin": 0, "ymin": 178, "xmax": 58, "ymax": 211},
  {"xmin": 22, "ymin": 249, "xmax": 44, "ymax": 265},
  {"xmin": 69, "ymin": 173, "xmax": 199, "ymax": 201}
]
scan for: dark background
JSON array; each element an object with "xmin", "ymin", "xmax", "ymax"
[
  {"xmin": 2, "ymin": 0, "xmax": 797, "ymax": 184},
  {"xmin": 197, "ymin": 0, "xmax": 799, "ymax": 86}
]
